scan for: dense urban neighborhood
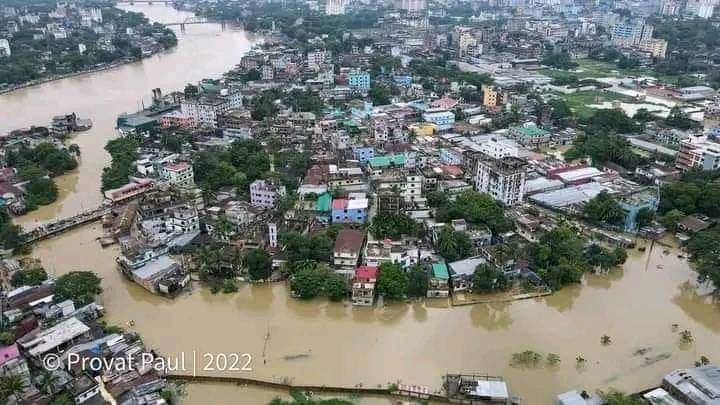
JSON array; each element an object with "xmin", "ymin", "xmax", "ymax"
[{"xmin": 1, "ymin": 0, "xmax": 720, "ymax": 403}]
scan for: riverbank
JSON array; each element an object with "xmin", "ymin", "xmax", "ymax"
[{"xmin": 1, "ymin": 57, "xmax": 149, "ymax": 96}]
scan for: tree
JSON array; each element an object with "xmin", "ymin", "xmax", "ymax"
[
  {"xmin": 37, "ymin": 370, "xmax": 61, "ymax": 396},
  {"xmin": 370, "ymin": 213, "xmax": 423, "ymax": 239},
  {"xmin": 635, "ymin": 207, "xmax": 654, "ymax": 228},
  {"xmin": 10, "ymin": 265, "xmax": 47, "ymax": 287},
  {"xmin": 665, "ymin": 106, "xmax": 698, "ymax": 130},
  {"xmin": 376, "ymin": 262, "xmax": 408, "ymax": 300},
  {"xmin": 436, "ymin": 227, "xmax": 473, "ymax": 262},
  {"xmin": 290, "ymin": 265, "xmax": 328, "ymax": 299},
  {"xmin": 245, "ymin": 249, "xmax": 272, "ymax": 280},
  {"xmin": 659, "ymin": 209, "xmax": 686, "ymax": 232},
  {"xmin": 184, "ymin": 83, "xmax": 199, "ymax": 98},
  {"xmin": 323, "ymin": 272, "xmax": 347, "ymax": 301},
  {"xmin": 406, "ymin": 266, "xmax": 429, "ymax": 298},
  {"xmin": 598, "ymin": 390, "xmax": 644, "ymax": 405},
  {"xmin": 0, "ymin": 374, "xmax": 26, "ymax": 404},
  {"xmin": 53, "ymin": 271, "xmax": 102, "ymax": 306},
  {"xmin": 583, "ymin": 191, "xmax": 626, "ymax": 226},
  {"xmin": 25, "ymin": 177, "xmax": 59, "ymax": 207},
  {"xmin": 435, "ymin": 191, "xmax": 511, "ymax": 234},
  {"xmin": 472, "ymin": 263, "xmax": 509, "ymax": 293}
]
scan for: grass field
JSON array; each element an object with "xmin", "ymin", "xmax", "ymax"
[
  {"xmin": 560, "ymin": 90, "xmax": 638, "ymax": 119},
  {"xmin": 539, "ymin": 59, "xmax": 696, "ymax": 86}
]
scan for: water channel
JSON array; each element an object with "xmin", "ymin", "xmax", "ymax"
[{"xmin": 1, "ymin": 4, "xmax": 719, "ymax": 404}]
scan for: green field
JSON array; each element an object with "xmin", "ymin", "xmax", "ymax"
[
  {"xmin": 539, "ymin": 59, "xmax": 698, "ymax": 86},
  {"xmin": 559, "ymin": 90, "xmax": 638, "ymax": 119}
]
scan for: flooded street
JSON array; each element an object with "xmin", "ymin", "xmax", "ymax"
[
  {"xmin": 29, "ymin": 224, "xmax": 720, "ymax": 404},
  {"xmin": 2, "ymin": 4, "xmax": 719, "ymax": 405},
  {"xmin": 0, "ymin": 4, "xmax": 257, "ymax": 228}
]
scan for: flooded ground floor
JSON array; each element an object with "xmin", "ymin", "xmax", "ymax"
[{"xmin": 29, "ymin": 225, "xmax": 720, "ymax": 404}]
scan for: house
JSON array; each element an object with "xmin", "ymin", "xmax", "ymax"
[
  {"xmin": 160, "ymin": 161, "xmax": 194, "ymax": 188},
  {"xmin": 333, "ymin": 229, "xmax": 366, "ymax": 271},
  {"xmin": 448, "ymin": 256, "xmax": 486, "ymax": 293},
  {"xmin": 249, "ymin": 179, "xmax": 286, "ymax": 209},
  {"xmin": 427, "ymin": 262, "xmax": 450, "ymax": 298},
  {"xmin": 17, "ymin": 317, "xmax": 91, "ymax": 358},
  {"xmin": 509, "ymin": 123, "xmax": 551, "ymax": 148},
  {"xmin": 368, "ymin": 154, "xmax": 407, "ymax": 174},
  {"xmin": 348, "ymin": 70, "xmax": 371, "ymax": 91},
  {"xmin": 662, "ymin": 365, "xmax": 720, "ymax": 405},
  {"xmin": 422, "ymin": 110, "xmax": 455, "ymax": 131},
  {"xmin": 331, "ymin": 198, "xmax": 368, "ymax": 224},
  {"xmin": 352, "ymin": 265, "xmax": 378, "ymax": 306}
]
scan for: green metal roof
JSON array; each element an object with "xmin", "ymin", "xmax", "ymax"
[
  {"xmin": 316, "ymin": 192, "xmax": 332, "ymax": 212},
  {"xmin": 516, "ymin": 125, "xmax": 549, "ymax": 138},
  {"xmin": 368, "ymin": 154, "xmax": 407, "ymax": 168},
  {"xmin": 432, "ymin": 262, "xmax": 449, "ymax": 279}
]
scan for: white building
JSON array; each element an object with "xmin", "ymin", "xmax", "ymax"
[
  {"xmin": 249, "ymin": 179, "xmax": 286, "ymax": 209},
  {"xmin": 180, "ymin": 89, "xmax": 243, "ymax": 128},
  {"xmin": 306, "ymin": 49, "xmax": 327, "ymax": 70},
  {"xmin": 160, "ymin": 161, "xmax": 195, "ymax": 188},
  {"xmin": 78, "ymin": 43, "xmax": 87, "ymax": 55},
  {"xmin": 0, "ymin": 38, "xmax": 10, "ymax": 57},
  {"xmin": 395, "ymin": 0, "xmax": 427, "ymax": 11},
  {"xmin": 325, "ymin": 0, "xmax": 346, "ymax": 15},
  {"xmin": 469, "ymin": 153, "xmax": 528, "ymax": 206},
  {"xmin": 480, "ymin": 135, "xmax": 522, "ymax": 159},
  {"xmin": 675, "ymin": 135, "xmax": 720, "ymax": 171},
  {"xmin": 638, "ymin": 38, "xmax": 668, "ymax": 58}
]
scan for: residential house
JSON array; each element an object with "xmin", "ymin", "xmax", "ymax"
[
  {"xmin": 333, "ymin": 229, "xmax": 366, "ymax": 271},
  {"xmin": 352, "ymin": 265, "xmax": 378, "ymax": 306},
  {"xmin": 427, "ymin": 262, "xmax": 450, "ymax": 298}
]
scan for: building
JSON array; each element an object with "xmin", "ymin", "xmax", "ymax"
[
  {"xmin": 353, "ymin": 146, "xmax": 375, "ymax": 163},
  {"xmin": 675, "ymin": 135, "xmax": 720, "ymax": 171},
  {"xmin": 331, "ymin": 197, "xmax": 369, "ymax": 223},
  {"xmin": 325, "ymin": 0, "xmax": 346, "ymax": 15},
  {"xmin": 482, "ymin": 84, "xmax": 499, "ymax": 107},
  {"xmin": 662, "ymin": 365, "xmax": 720, "ymax": 404},
  {"xmin": 0, "ymin": 38, "xmax": 10, "ymax": 57},
  {"xmin": 333, "ymin": 229, "xmax": 365, "ymax": 269},
  {"xmin": 160, "ymin": 162, "xmax": 194, "ymax": 188},
  {"xmin": 307, "ymin": 49, "xmax": 327, "ymax": 69},
  {"xmin": 448, "ymin": 256, "xmax": 486, "ymax": 292},
  {"xmin": 468, "ymin": 152, "xmax": 528, "ymax": 206},
  {"xmin": 427, "ymin": 262, "xmax": 450, "ymax": 297},
  {"xmin": 612, "ymin": 22, "xmax": 653, "ymax": 47},
  {"xmin": 638, "ymin": 38, "xmax": 668, "ymax": 58},
  {"xmin": 352, "ymin": 265, "xmax": 378, "ymax": 306},
  {"xmin": 348, "ymin": 71, "xmax": 371, "ymax": 91},
  {"xmin": 509, "ymin": 123, "xmax": 551, "ymax": 148},
  {"xmin": 423, "ymin": 110, "xmax": 455, "ymax": 131},
  {"xmin": 180, "ymin": 89, "xmax": 243, "ymax": 128},
  {"xmin": 395, "ymin": 0, "xmax": 427, "ymax": 11},
  {"xmin": 480, "ymin": 135, "xmax": 522, "ymax": 159},
  {"xmin": 17, "ymin": 317, "xmax": 91, "ymax": 358},
  {"xmin": 676, "ymin": 86, "xmax": 717, "ymax": 101},
  {"xmin": 249, "ymin": 179, "xmax": 286, "ymax": 209}
]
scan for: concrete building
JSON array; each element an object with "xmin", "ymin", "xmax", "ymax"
[
  {"xmin": 482, "ymin": 84, "xmax": 499, "ymax": 107},
  {"xmin": 480, "ymin": 135, "xmax": 522, "ymax": 159},
  {"xmin": 395, "ymin": 0, "xmax": 427, "ymax": 11},
  {"xmin": 422, "ymin": 110, "xmax": 455, "ymax": 131},
  {"xmin": 348, "ymin": 70, "xmax": 371, "ymax": 91},
  {"xmin": 662, "ymin": 365, "xmax": 720, "ymax": 404},
  {"xmin": 612, "ymin": 22, "xmax": 653, "ymax": 47},
  {"xmin": 325, "ymin": 0, "xmax": 347, "ymax": 15},
  {"xmin": 638, "ymin": 38, "xmax": 668, "ymax": 58},
  {"xmin": 159, "ymin": 162, "xmax": 194, "ymax": 188},
  {"xmin": 352, "ymin": 265, "xmax": 378, "ymax": 306},
  {"xmin": 0, "ymin": 38, "xmax": 10, "ymax": 57},
  {"xmin": 180, "ymin": 89, "xmax": 243, "ymax": 128},
  {"xmin": 509, "ymin": 123, "xmax": 551, "ymax": 148},
  {"xmin": 676, "ymin": 135, "xmax": 720, "ymax": 171},
  {"xmin": 468, "ymin": 152, "xmax": 528, "ymax": 206},
  {"xmin": 331, "ymin": 197, "xmax": 369, "ymax": 223},
  {"xmin": 249, "ymin": 179, "xmax": 286, "ymax": 209},
  {"xmin": 307, "ymin": 49, "xmax": 327, "ymax": 69},
  {"xmin": 333, "ymin": 228, "xmax": 365, "ymax": 269}
]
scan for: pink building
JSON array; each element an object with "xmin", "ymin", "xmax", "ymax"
[{"xmin": 249, "ymin": 180, "xmax": 286, "ymax": 209}]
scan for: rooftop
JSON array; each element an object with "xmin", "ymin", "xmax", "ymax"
[
  {"xmin": 19, "ymin": 317, "xmax": 90, "ymax": 357},
  {"xmin": 333, "ymin": 229, "xmax": 365, "ymax": 253},
  {"xmin": 431, "ymin": 262, "xmax": 449, "ymax": 279}
]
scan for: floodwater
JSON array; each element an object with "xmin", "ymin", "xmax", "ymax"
[
  {"xmin": 3, "ymin": 4, "xmax": 720, "ymax": 405},
  {"xmin": 30, "ymin": 224, "xmax": 720, "ymax": 404},
  {"xmin": 0, "ymin": 4, "xmax": 258, "ymax": 228}
]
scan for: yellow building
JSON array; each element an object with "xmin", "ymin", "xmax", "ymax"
[
  {"xmin": 482, "ymin": 84, "xmax": 498, "ymax": 108},
  {"xmin": 408, "ymin": 122, "xmax": 437, "ymax": 137}
]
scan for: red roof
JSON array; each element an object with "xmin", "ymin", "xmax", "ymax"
[
  {"xmin": 333, "ymin": 229, "xmax": 365, "ymax": 253},
  {"xmin": 441, "ymin": 165, "xmax": 463, "ymax": 176},
  {"xmin": 332, "ymin": 198, "xmax": 348, "ymax": 210},
  {"xmin": 355, "ymin": 266, "xmax": 378, "ymax": 280}
]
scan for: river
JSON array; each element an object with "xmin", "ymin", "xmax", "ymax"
[{"xmin": 2, "ymin": 4, "xmax": 720, "ymax": 405}]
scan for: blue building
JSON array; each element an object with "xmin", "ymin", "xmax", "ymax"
[
  {"xmin": 422, "ymin": 110, "xmax": 455, "ymax": 131},
  {"xmin": 353, "ymin": 146, "xmax": 375, "ymax": 163},
  {"xmin": 620, "ymin": 189, "xmax": 659, "ymax": 232},
  {"xmin": 331, "ymin": 198, "xmax": 369, "ymax": 224},
  {"xmin": 348, "ymin": 71, "xmax": 371, "ymax": 91},
  {"xmin": 393, "ymin": 75, "xmax": 413, "ymax": 86}
]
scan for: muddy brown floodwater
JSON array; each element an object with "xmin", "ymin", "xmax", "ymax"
[{"xmin": 2, "ymin": 4, "xmax": 720, "ymax": 405}]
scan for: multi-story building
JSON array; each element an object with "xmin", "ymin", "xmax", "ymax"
[
  {"xmin": 427, "ymin": 262, "xmax": 450, "ymax": 298},
  {"xmin": 395, "ymin": 0, "xmax": 427, "ymax": 11},
  {"xmin": 638, "ymin": 38, "xmax": 668, "ymax": 58},
  {"xmin": 180, "ymin": 89, "xmax": 243, "ymax": 128},
  {"xmin": 331, "ymin": 197, "xmax": 369, "ymax": 223},
  {"xmin": 249, "ymin": 179, "xmax": 286, "ymax": 209},
  {"xmin": 480, "ymin": 135, "xmax": 522, "ymax": 159},
  {"xmin": 675, "ymin": 135, "xmax": 720, "ymax": 171},
  {"xmin": 508, "ymin": 123, "xmax": 551, "ymax": 148},
  {"xmin": 160, "ymin": 162, "xmax": 195, "ymax": 189},
  {"xmin": 468, "ymin": 152, "xmax": 528, "ymax": 206},
  {"xmin": 348, "ymin": 70, "xmax": 371, "ymax": 91},
  {"xmin": 612, "ymin": 22, "xmax": 653, "ymax": 47},
  {"xmin": 333, "ymin": 229, "xmax": 365, "ymax": 269},
  {"xmin": 0, "ymin": 39, "xmax": 10, "ymax": 57},
  {"xmin": 352, "ymin": 265, "xmax": 378, "ymax": 306},
  {"xmin": 482, "ymin": 84, "xmax": 499, "ymax": 108},
  {"xmin": 325, "ymin": 0, "xmax": 346, "ymax": 15},
  {"xmin": 422, "ymin": 110, "xmax": 455, "ymax": 131},
  {"xmin": 662, "ymin": 365, "xmax": 720, "ymax": 404},
  {"xmin": 306, "ymin": 49, "xmax": 327, "ymax": 70}
]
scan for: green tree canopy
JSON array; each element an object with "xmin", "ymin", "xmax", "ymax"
[
  {"xmin": 583, "ymin": 191, "xmax": 626, "ymax": 226},
  {"xmin": 53, "ymin": 271, "xmax": 102, "ymax": 306},
  {"xmin": 245, "ymin": 249, "xmax": 272, "ymax": 280},
  {"xmin": 376, "ymin": 262, "xmax": 408, "ymax": 300},
  {"xmin": 406, "ymin": 265, "xmax": 429, "ymax": 298}
]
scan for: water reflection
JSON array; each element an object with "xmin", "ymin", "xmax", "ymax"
[
  {"xmin": 543, "ymin": 284, "xmax": 582, "ymax": 312},
  {"xmin": 470, "ymin": 300, "xmax": 513, "ymax": 330},
  {"xmin": 672, "ymin": 281, "xmax": 720, "ymax": 332}
]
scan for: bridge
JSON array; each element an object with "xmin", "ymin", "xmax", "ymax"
[
  {"xmin": 163, "ymin": 16, "xmax": 225, "ymax": 32},
  {"xmin": 22, "ymin": 206, "xmax": 111, "ymax": 244}
]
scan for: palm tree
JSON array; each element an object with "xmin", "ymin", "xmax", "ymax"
[
  {"xmin": 601, "ymin": 335, "xmax": 612, "ymax": 345},
  {"xmin": 37, "ymin": 369, "xmax": 61, "ymax": 396},
  {"xmin": 0, "ymin": 374, "xmax": 27, "ymax": 404}
]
